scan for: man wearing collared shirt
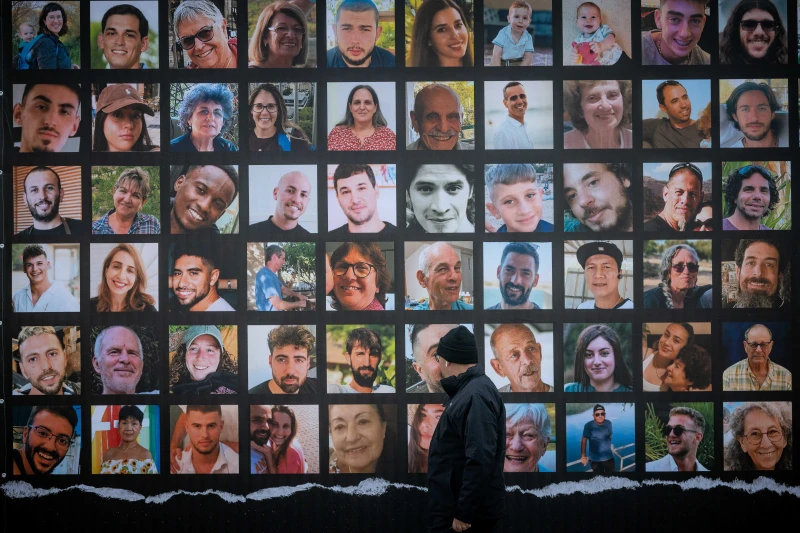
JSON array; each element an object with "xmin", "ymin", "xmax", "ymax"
[
  {"xmin": 722, "ymin": 324, "xmax": 791, "ymax": 391},
  {"xmin": 174, "ymin": 405, "xmax": 239, "ymax": 474},
  {"xmin": 646, "ymin": 407, "xmax": 709, "ymax": 472},
  {"xmin": 13, "ymin": 245, "xmax": 79, "ymax": 313},
  {"xmin": 492, "ymin": 82, "xmax": 533, "ymax": 150}
]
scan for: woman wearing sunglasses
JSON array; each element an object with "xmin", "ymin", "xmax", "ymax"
[
  {"xmin": 172, "ymin": 0, "xmax": 237, "ymax": 69},
  {"xmin": 248, "ymin": 2, "xmax": 309, "ymax": 68},
  {"xmin": 643, "ymin": 243, "xmax": 712, "ymax": 309}
]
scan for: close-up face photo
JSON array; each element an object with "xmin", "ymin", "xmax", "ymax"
[
  {"xmin": 719, "ymin": 0, "xmax": 788, "ymax": 65},
  {"xmin": 407, "ymin": 164, "xmax": 474, "ymax": 234}
]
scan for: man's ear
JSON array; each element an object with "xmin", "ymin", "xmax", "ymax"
[
  {"xmin": 416, "ymin": 270, "xmax": 427, "ymax": 288},
  {"xmin": 13, "ymin": 103, "xmax": 23, "ymax": 126},
  {"xmin": 658, "ymin": 103, "xmax": 668, "ymax": 115},
  {"xmin": 654, "ymin": 9, "xmax": 662, "ymax": 30},
  {"xmin": 496, "ymin": 265, "xmax": 501, "ymax": 281},
  {"xmin": 92, "ymin": 356, "xmax": 101, "ymax": 373},
  {"xmin": 175, "ymin": 175, "xmax": 186, "ymax": 193},
  {"xmin": 412, "ymin": 361, "xmax": 424, "ymax": 379},
  {"xmin": 97, "ymin": 32, "xmax": 105, "ymax": 51},
  {"xmin": 409, "ymin": 111, "xmax": 418, "ymax": 133},
  {"xmin": 375, "ymin": 25, "xmax": 382, "ymax": 39},
  {"xmin": 662, "ymin": 185, "xmax": 669, "ymax": 202},
  {"xmin": 141, "ymin": 35, "xmax": 149, "ymax": 53},
  {"xmin": 273, "ymin": 187, "xmax": 278, "ymax": 200},
  {"xmin": 210, "ymin": 268, "xmax": 220, "ymax": 286},
  {"xmin": 489, "ymin": 357, "xmax": 505, "ymax": 377},
  {"xmin": 532, "ymin": 273, "xmax": 540, "ymax": 288}
]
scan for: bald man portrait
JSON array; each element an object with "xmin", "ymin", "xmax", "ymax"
[{"xmin": 250, "ymin": 170, "xmax": 313, "ymax": 238}]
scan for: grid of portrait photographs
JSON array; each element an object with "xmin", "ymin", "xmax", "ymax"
[{"xmin": 3, "ymin": 0, "xmax": 795, "ymax": 486}]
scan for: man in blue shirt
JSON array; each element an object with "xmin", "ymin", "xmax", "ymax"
[
  {"xmin": 413, "ymin": 242, "xmax": 473, "ymax": 310},
  {"xmin": 327, "ymin": 0, "xmax": 395, "ymax": 67},
  {"xmin": 255, "ymin": 244, "xmax": 307, "ymax": 311},
  {"xmin": 580, "ymin": 404, "xmax": 614, "ymax": 474}
]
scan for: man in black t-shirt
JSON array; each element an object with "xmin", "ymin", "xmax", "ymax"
[
  {"xmin": 328, "ymin": 164, "xmax": 396, "ymax": 239},
  {"xmin": 249, "ymin": 325, "xmax": 318, "ymax": 394},
  {"xmin": 16, "ymin": 166, "xmax": 86, "ymax": 236},
  {"xmin": 250, "ymin": 171, "xmax": 313, "ymax": 238}
]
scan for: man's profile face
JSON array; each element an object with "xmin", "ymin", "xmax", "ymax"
[
  {"xmin": 347, "ymin": 340, "xmax": 380, "ymax": 388},
  {"xmin": 185, "ymin": 410, "xmax": 223, "ymax": 455},
  {"xmin": 662, "ymin": 171, "xmax": 703, "ymax": 230},
  {"xmin": 743, "ymin": 325, "xmax": 773, "ymax": 364},
  {"xmin": 732, "ymin": 90, "xmax": 775, "ymax": 141},
  {"xmin": 23, "ymin": 410, "xmax": 73, "ymax": 474},
  {"xmin": 412, "ymin": 324, "xmax": 457, "ymax": 393},
  {"xmin": 583, "ymin": 254, "xmax": 619, "ymax": 300},
  {"xmin": 490, "ymin": 326, "xmax": 543, "ymax": 392},
  {"xmin": 487, "ymin": 181, "xmax": 542, "ymax": 233},
  {"xmin": 172, "ymin": 167, "xmax": 236, "ymax": 233},
  {"xmin": 336, "ymin": 172, "xmax": 379, "ymax": 226},
  {"xmin": 23, "ymin": 254, "xmax": 51, "ymax": 285},
  {"xmin": 98, "ymin": 14, "xmax": 149, "ymax": 69},
  {"xmin": 268, "ymin": 250, "xmax": 287, "ymax": 270},
  {"xmin": 269, "ymin": 344, "xmax": 310, "ymax": 393},
  {"xmin": 92, "ymin": 327, "xmax": 143, "ymax": 394},
  {"xmin": 418, "ymin": 245, "xmax": 462, "ymax": 305},
  {"xmin": 172, "ymin": 255, "xmax": 218, "ymax": 310},
  {"xmin": 563, "ymin": 163, "xmax": 631, "ymax": 231},
  {"xmin": 737, "ymin": 241, "xmax": 780, "ymax": 302},
  {"xmin": 19, "ymin": 333, "xmax": 67, "ymax": 395},
  {"xmin": 335, "ymin": 9, "xmax": 382, "ymax": 66},
  {"xmin": 24, "ymin": 170, "xmax": 63, "ymax": 223},
  {"xmin": 273, "ymin": 172, "xmax": 311, "ymax": 221},
  {"xmin": 503, "ymin": 84, "xmax": 528, "ymax": 121},
  {"xmin": 497, "ymin": 252, "xmax": 538, "ymax": 306},
  {"xmin": 14, "ymin": 85, "xmax": 81, "ymax": 153},
  {"xmin": 250, "ymin": 405, "xmax": 270, "ymax": 446},
  {"xmin": 655, "ymin": 0, "xmax": 706, "ymax": 60},
  {"xmin": 738, "ymin": 8, "xmax": 776, "ymax": 61},
  {"xmin": 665, "ymin": 414, "xmax": 702, "ymax": 458},
  {"xmin": 410, "ymin": 87, "xmax": 463, "ymax": 151},
  {"xmin": 735, "ymin": 173, "xmax": 771, "ymax": 221},
  {"xmin": 659, "ymin": 84, "xmax": 692, "ymax": 126}
]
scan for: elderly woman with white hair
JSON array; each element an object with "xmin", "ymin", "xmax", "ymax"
[
  {"xmin": 170, "ymin": 83, "xmax": 237, "ymax": 152},
  {"xmin": 505, "ymin": 404, "xmax": 552, "ymax": 472},
  {"xmin": 173, "ymin": 0, "xmax": 237, "ymax": 69},
  {"xmin": 643, "ymin": 243, "xmax": 712, "ymax": 309}
]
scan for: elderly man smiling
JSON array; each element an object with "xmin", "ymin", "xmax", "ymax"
[
  {"xmin": 408, "ymin": 84, "xmax": 472, "ymax": 150},
  {"xmin": 414, "ymin": 242, "xmax": 473, "ymax": 310}
]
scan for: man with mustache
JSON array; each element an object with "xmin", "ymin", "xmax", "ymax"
[
  {"xmin": 250, "ymin": 171, "xmax": 312, "ymax": 237},
  {"xmin": 723, "ymin": 323, "xmax": 791, "ymax": 391},
  {"xmin": 328, "ymin": 328, "xmax": 395, "ymax": 393},
  {"xmin": 644, "ymin": 163, "xmax": 704, "ymax": 232},
  {"xmin": 729, "ymin": 238, "xmax": 789, "ymax": 308},
  {"xmin": 13, "ymin": 406, "xmax": 78, "ymax": 475},
  {"xmin": 175, "ymin": 405, "xmax": 239, "ymax": 474},
  {"xmin": 254, "ymin": 244, "xmax": 308, "ymax": 311},
  {"xmin": 723, "ymin": 164, "xmax": 778, "ymax": 230},
  {"xmin": 327, "ymin": 0, "xmax": 395, "ymax": 67},
  {"xmin": 574, "ymin": 241, "xmax": 633, "ymax": 309},
  {"xmin": 492, "ymin": 82, "xmax": 534, "ymax": 149},
  {"xmin": 14, "ymin": 326, "xmax": 80, "ymax": 395},
  {"xmin": 643, "ymin": 81, "xmax": 707, "ymax": 149},
  {"xmin": 414, "ymin": 242, "xmax": 474, "ymax": 310},
  {"xmin": 407, "ymin": 84, "xmax": 473, "ymax": 151},
  {"xmin": 646, "ymin": 406, "xmax": 708, "ymax": 472},
  {"xmin": 487, "ymin": 242, "xmax": 542, "ymax": 310},
  {"xmin": 719, "ymin": 0, "xmax": 787, "ymax": 65},
  {"xmin": 723, "ymin": 81, "xmax": 785, "ymax": 148},
  {"xmin": 13, "ymin": 83, "xmax": 81, "ymax": 152},
  {"xmin": 170, "ymin": 165, "xmax": 238, "ymax": 234},
  {"xmin": 249, "ymin": 325, "xmax": 318, "ymax": 394},
  {"xmin": 93, "ymin": 326, "xmax": 158, "ymax": 394},
  {"xmin": 13, "ymin": 245, "xmax": 80, "ymax": 312},
  {"xmin": 563, "ymin": 163, "xmax": 633, "ymax": 232},
  {"xmin": 329, "ymin": 164, "xmax": 396, "ymax": 238},
  {"xmin": 407, "ymin": 324, "xmax": 461, "ymax": 393},
  {"xmin": 490, "ymin": 324, "xmax": 551, "ymax": 393},
  {"xmin": 16, "ymin": 166, "xmax": 87, "ymax": 236},
  {"xmin": 171, "ymin": 242, "xmax": 235, "ymax": 311}
]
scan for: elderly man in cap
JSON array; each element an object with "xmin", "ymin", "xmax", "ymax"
[
  {"xmin": 574, "ymin": 241, "xmax": 632, "ymax": 309},
  {"xmin": 428, "ymin": 326, "xmax": 505, "ymax": 533}
]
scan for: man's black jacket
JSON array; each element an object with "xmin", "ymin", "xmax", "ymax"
[{"xmin": 427, "ymin": 365, "xmax": 505, "ymax": 531}]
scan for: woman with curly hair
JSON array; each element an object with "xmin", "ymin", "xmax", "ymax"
[
  {"xmin": 662, "ymin": 344, "xmax": 712, "ymax": 391},
  {"xmin": 642, "ymin": 322, "xmax": 694, "ymax": 392},
  {"xmin": 724, "ymin": 401, "xmax": 792, "ymax": 471},
  {"xmin": 170, "ymin": 83, "xmax": 237, "ymax": 152},
  {"xmin": 563, "ymin": 79, "xmax": 632, "ymax": 149},
  {"xmin": 328, "ymin": 242, "xmax": 392, "ymax": 310},
  {"xmin": 169, "ymin": 325, "xmax": 239, "ymax": 394},
  {"xmin": 719, "ymin": 0, "xmax": 787, "ymax": 65},
  {"xmin": 91, "ymin": 244, "xmax": 156, "ymax": 312},
  {"xmin": 408, "ymin": 0, "xmax": 473, "ymax": 67},
  {"xmin": 248, "ymin": 83, "xmax": 311, "ymax": 151}
]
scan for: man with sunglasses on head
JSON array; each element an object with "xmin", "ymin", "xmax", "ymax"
[
  {"xmin": 13, "ymin": 406, "xmax": 78, "ymax": 475},
  {"xmin": 493, "ymin": 82, "xmax": 534, "ymax": 149},
  {"xmin": 172, "ymin": 0, "xmax": 237, "ymax": 69},
  {"xmin": 645, "ymin": 163, "xmax": 704, "ymax": 232},
  {"xmin": 644, "ymin": 243, "xmax": 712, "ymax": 309},
  {"xmin": 723, "ymin": 165, "xmax": 778, "ymax": 231},
  {"xmin": 646, "ymin": 406, "xmax": 708, "ymax": 472},
  {"xmin": 255, "ymin": 244, "xmax": 308, "ymax": 311},
  {"xmin": 580, "ymin": 404, "xmax": 614, "ymax": 474}
]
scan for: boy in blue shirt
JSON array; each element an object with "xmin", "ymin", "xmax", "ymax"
[{"xmin": 490, "ymin": 1, "xmax": 535, "ymax": 66}]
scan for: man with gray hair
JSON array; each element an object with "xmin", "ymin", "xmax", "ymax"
[
  {"xmin": 722, "ymin": 323, "xmax": 791, "ymax": 391},
  {"xmin": 93, "ymin": 326, "xmax": 158, "ymax": 394},
  {"xmin": 644, "ymin": 163, "xmax": 704, "ymax": 232},
  {"xmin": 172, "ymin": 0, "xmax": 237, "ymax": 69},
  {"xmin": 414, "ymin": 242, "xmax": 473, "ymax": 310},
  {"xmin": 646, "ymin": 406, "xmax": 708, "ymax": 472},
  {"xmin": 408, "ymin": 84, "xmax": 472, "ymax": 151}
]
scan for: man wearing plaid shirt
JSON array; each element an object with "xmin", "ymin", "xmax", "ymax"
[{"xmin": 722, "ymin": 324, "xmax": 792, "ymax": 391}]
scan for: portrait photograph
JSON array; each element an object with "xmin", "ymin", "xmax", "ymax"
[
  {"xmin": 326, "ymin": 0, "xmax": 395, "ymax": 67},
  {"xmin": 404, "ymin": 323, "xmax": 471, "ymax": 393},
  {"xmin": 405, "ymin": 81, "xmax": 475, "ymax": 150},
  {"xmin": 405, "ymin": 0, "xmax": 474, "ymax": 67},
  {"xmin": 11, "ymin": 1, "xmax": 81, "ymax": 69},
  {"xmin": 169, "ymin": 405, "xmax": 240, "ymax": 474},
  {"xmin": 169, "ymin": 83, "xmax": 239, "ymax": 152},
  {"xmin": 643, "ymin": 162, "xmax": 713, "ymax": 232},
  {"xmin": 483, "ymin": 242, "xmax": 552, "ymax": 310},
  {"xmin": 408, "ymin": 403, "xmax": 446, "ymax": 473},
  {"xmin": 91, "ymin": 166, "xmax": 161, "ymax": 235},
  {"xmin": 12, "ymin": 83, "xmax": 82, "ymax": 153},
  {"xmin": 168, "ymin": 239, "xmax": 238, "ymax": 312},
  {"xmin": 563, "ymin": 162, "xmax": 633, "ymax": 233},
  {"xmin": 641, "ymin": 79, "xmax": 712, "ymax": 149},
  {"xmin": 562, "ymin": 80, "xmax": 633, "ymax": 149},
  {"xmin": 250, "ymin": 164, "xmax": 318, "ymax": 236},
  {"xmin": 642, "ymin": 322, "xmax": 712, "ymax": 392},
  {"xmin": 719, "ymin": 78, "xmax": 789, "ymax": 148},
  {"xmin": 563, "ymin": 0, "xmax": 631, "ymax": 66},
  {"xmin": 642, "ymin": 239, "xmax": 713, "ymax": 310},
  {"xmin": 721, "ymin": 321, "xmax": 792, "ymax": 391},
  {"xmin": 169, "ymin": 164, "xmax": 240, "ymax": 235},
  {"xmin": 169, "ymin": 0, "xmax": 238, "ymax": 69},
  {"xmin": 329, "ymin": 403, "xmax": 396, "ymax": 474},
  {"xmin": 90, "ymin": 242, "xmax": 159, "ymax": 312},
  {"xmin": 644, "ymin": 402, "xmax": 713, "ymax": 472},
  {"xmin": 247, "ymin": 82, "xmax": 317, "ymax": 152},
  {"xmin": 406, "ymin": 164, "xmax": 475, "ymax": 234},
  {"xmin": 484, "ymin": 81, "xmax": 554, "ymax": 150},
  {"xmin": 484, "ymin": 323, "xmax": 554, "ymax": 393},
  {"xmin": 722, "ymin": 401, "xmax": 792, "ymax": 471},
  {"xmin": 247, "ymin": 325, "xmax": 318, "ymax": 393},
  {"xmin": 564, "ymin": 240, "xmax": 634, "ymax": 310},
  {"xmin": 91, "ymin": 405, "xmax": 160, "ymax": 474},
  {"xmin": 250, "ymin": 404, "xmax": 320, "ymax": 474},
  {"xmin": 486, "ymin": 164, "xmax": 554, "ymax": 233},
  {"xmin": 563, "ymin": 323, "xmax": 633, "ymax": 393},
  {"xmin": 247, "ymin": 242, "xmax": 316, "ymax": 312},
  {"xmin": 249, "ymin": 0, "xmax": 317, "ymax": 68},
  {"xmin": 326, "ymin": 324, "xmax": 396, "ymax": 394},
  {"xmin": 326, "ymin": 241, "xmax": 395, "ymax": 311},
  {"xmin": 13, "ymin": 165, "xmax": 85, "ymax": 237},
  {"xmin": 327, "ymin": 164, "xmax": 397, "ymax": 237},
  {"xmin": 719, "ymin": 0, "xmax": 788, "ymax": 65},
  {"xmin": 12, "ymin": 325, "xmax": 81, "ymax": 396},
  {"xmin": 168, "ymin": 325, "xmax": 240, "ymax": 395},
  {"xmin": 503, "ymin": 404, "xmax": 556, "ymax": 473},
  {"xmin": 89, "ymin": 326, "xmax": 160, "ymax": 395},
  {"xmin": 404, "ymin": 241, "xmax": 474, "ymax": 311},
  {"xmin": 91, "ymin": 83, "xmax": 160, "ymax": 152},
  {"xmin": 11, "ymin": 242, "xmax": 80, "ymax": 313},
  {"xmin": 90, "ymin": 1, "xmax": 159, "ymax": 69},
  {"xmin": 720, "ymin": 237, "xmax": 790, "ymax": 309},
  {"xmin": 721, "ymin": 161, "xmax": 791, "ymax": 230},
  {"xmin": 326, "ymin": 82, "xmax": 397, "ymax": 151},
  {"xmin": 640, "ymin": 0, "xmax": 713, "ymax": 65},
  {"xmin": 11, "ymin": 405, "xmax": 82, "ymax": 475},
  {"xmin": 484, "ymin": 0, "xmax": 553, "ymax": 66},
  {"xmin": 565, "ymin": 403, "xmax": 635, "ymax": 473}
]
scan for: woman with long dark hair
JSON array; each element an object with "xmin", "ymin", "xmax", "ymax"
[
  {"xmin": 565, "ymin": 325, "xmax": 633, "ymax": 392},
  {"xmin": 409, "ymin": 0, "xmax": 473, "ymax": 67},
  {"xmin": 93, "ymin": 84, "xmax": 158, "ymax": 152},
  {"xmin": 408, "ymin": 404, "xmax": 444, "ymax": 473}
]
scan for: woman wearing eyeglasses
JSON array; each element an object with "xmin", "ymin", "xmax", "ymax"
[
  {"xmin": 100, "ymin": 406, "xmax": 157, "ymax": 474},
  {"xmin": 172, "ymin": 0, "xmax": 237, "ymax": 69},
  {"xmin": 642, "ymin": 322, "xmax": 694, "ymax": 392},
  {"xmin": 643, "ymin": 243, "xmax": 712, "ymax": 309},
  {"xmin": 248, "ymin": 2, "xmax": 309, "ymax": 68},
  {"xmin": 724, "ymin": 401, "xmax": 792, "ymax": 471},
  {"xmin": 248, "ymin": 84, "xmax": 311, "ymax": 152},
  {"xmin": 328, "ymin": 242, "xmax": 392, "ymax": 311},
  {"xmin": 170, "ymin": 83, "xmax": 238, "ymax": 152}
]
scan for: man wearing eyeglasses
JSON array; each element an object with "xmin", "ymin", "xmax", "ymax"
[
  {"xmin": 172, "ymin": 0, "xmax": 237, "ymax": 69},
  {"xmin": 723, "ymin": 165, "xmax": 778, "ymax": 231},
  {"xmin": 255, "ymin": 244, "xmax": 308, "ymax": 311},
  {"xmin": 719, "ymin": 0, "xmax": 787, "ymax": 65},
  {"xmin": 327, "ymin": 0, "xmax": 395, "ymax": 68},
  {"xmin": 580, "ymin": 404, "xmax": 614, "ymax": 474},
  {"xmin": 13, "ymin": 406, "xmax": 78, "ymax": 475},
  {"xmin": 723, "ymin": 324, "xmax": 791, "ymax": 391},
  {"xmin": 492, "ymin": 82, "xmax": 534, "ymax": 150},
  {"xmin": 327, "ymin": 328, "xmax": 395, "ymax": 393},
  {"xmin": 644, "ymin": 163, "xmax": 704, "ymax": 232},
  {"xmin": 646, "ymin": 406, "xmax": 708, "ymax": 472},
  {"xmin": 14, "ymin": 326, "xmax": 80, "ymax": 395},
  {"xmin": 642, "ymin": 81, "xmax": 707, "ymax": 149},
  {"xmin": 643, "ymin": 243, "xmax": 712, "ymax": 309},
  {"xmin": 251, "ymin": 171, "xmax": 313, "ymax": 238}
]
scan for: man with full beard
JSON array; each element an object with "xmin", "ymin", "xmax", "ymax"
[
  {"xmin": 171, "ymin": 242, "xmax": 235, "ymax": 311},
  {"xmin": 563, "ymin": 163, "xmax": 633, "ymax": 232},
  {"xmin": 489, "ymin": 324, "xmax": 551, "ymax": 393},
  {"xmin": 328, "ymin": 328, "xmax": 395, "ymax": 393},
  {"xmin": 730, "ymin": 238, "xmax": 789, "ymax": 308},
  {"xmin": 327, "ymin": 0, "xmax": 395, "ymax": 68},
  {"xmin": 16, "ymin": 166, "xmax": 87, "ymax": 236},
  {"xmin": 13, "ymin": 406, "xmax": 79, "ymax": 475},
  {"xmin": 722, "ymin": 81, "xmax": 785, "ymax": 148},
  {"xmin": 328, "ymin": 164, "xmax": 397, "ymax": 238},
  {"xmin": 644, "ymin": 163, "xmax": 704, "ymax": 232},
  {"xmin": 486, "ymin": 242, "xmax": 542, "ymax": 310},
  {"xmin": 249, "ymin": 325, "xmax": 318, "ymax": 394},
  {"xmin": 249, "ymin": 404, "xmax": 273, "ymax": 473},
  {"xmin": 14, "ymin": 326, "xmax": 80, "ymax": 395},
  {"xmin": 723, "ymin": 164, "xmax": 778, "ymax": 230}
]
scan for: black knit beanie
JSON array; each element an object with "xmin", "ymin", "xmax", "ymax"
[{"xmin": 437, "ymin": 325, "xmax": 478, "ymax": 364}]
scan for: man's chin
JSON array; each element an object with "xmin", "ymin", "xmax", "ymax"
[{"xmin": 342, "ymin": 48, "xmax": 374, "ymax": 66}]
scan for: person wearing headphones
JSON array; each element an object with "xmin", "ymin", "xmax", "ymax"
[{"xmin": 574, "ymin": 241, "xmax": 632, "ymax": 309}]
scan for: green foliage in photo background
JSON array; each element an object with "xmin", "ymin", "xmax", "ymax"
[
  {"xmin": 11, "ymin": 1, "xmax": 82, "ymax": 67},
  {"xmin": 645, "ymin": 403, "xmax": 715, "ymax": 469},
  {"xmin": 721, "ymin": 161, "xmax": 791, "ymax": 230},
  {"xmin": 326, "ymin": 0, "xmax": 395, "ymax": 51},
  {"xmin": 404, "ymin": 0, "xmax": 474, "ymax": 53},
  {"xmin": 327, "ymin": 324, "xmax": 396, "ymax": 388},
  {"xmin": 89, "ymin": 21, "xmax": 159, "ymax": 69},
  {"xmin": 169, "ymin": 83, "xmax": 239, "ymax": 146},
  {"xmin": 643, "ymin": 240, "xmax": 712, "ymax": 261},
  {"xmin": 563, "ymin": 323, "xmax": 633, "ymax": 383},
  {"xmin": 91, "ymin": 166, "xmax": 161, "ymax": 220},
  {"xmin": 89, "ymin": 326, "xmax": 160, "ymax": 394}
]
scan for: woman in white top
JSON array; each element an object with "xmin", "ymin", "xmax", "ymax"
[{"xmin": 642, "ymin": 322, "xmax": 694, "ymax": 392}]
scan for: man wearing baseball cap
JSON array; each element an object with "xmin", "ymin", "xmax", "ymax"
[
  {"xmin": 93, "ymin": 83, "xmax": 158, "ymax": 152},
  {"xmin": 580, "ymin": 404, "xmax": 615, "ymax": 474},
  {"xmin": 427, "ymin": 326, "xmax": 505, "ymax": 533},
  {"xmin": 574, "ymin": 241, "xmax": 633, "ymax": 309}
]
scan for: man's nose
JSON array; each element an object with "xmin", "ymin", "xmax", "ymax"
[
  {"xmin": 577, "ymin": 188, "xmax": 593, "ymax": 207},
  {"xmin": 677, "ymin": 20, "xmax": 692, "ymax": 38},
  {"xmin": 431, "ymin": 191, "xmax": 450, "ymax": 212},
  {"xmin": 118, "ymin": 349, "xmax": 131, "ymax": 363}
]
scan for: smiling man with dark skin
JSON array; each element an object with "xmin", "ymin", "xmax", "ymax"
[
  {"xmin": 408, "ymin": 84, "xmax": 472, "ymax": 151},
  {"xmin": 13, "ymin": 83, "xmax": 81, "ymax": 153},
  {"xmin": 13, "ymin": 406, "xmax": 78, "ymax": 475},
  {"xmin": 170, "ymin": 165, "xmax": 238, "ymax": 234},
  {"xmin": 97, "ymin": 4, "xmax": 150, "ymax": 69}
]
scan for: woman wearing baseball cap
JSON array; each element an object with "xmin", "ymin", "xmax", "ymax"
[
  {"xmin": 93, "ymin": 84, "xmax": 159, "ymax": 152},
  {"xmin": 169, "ymin": 325, "xmax": 239, "ymax": 394}
]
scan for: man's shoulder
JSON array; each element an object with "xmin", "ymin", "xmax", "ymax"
[
  {"xmin": 327, "ymin": 223, "xmax": 350, "ymax": 238},
  {"xmin": 372, "ymin": 46, "xmax": 396, "ymax": 66},
  {"xmin": 645, "ymin": 455, "xmax": 672, "ymax": 472},
  {"xmin": 249, "ymin": 380, "xmax": 273, "ymax": 394},
  {"xmin": 536, "ymin": 219, "xmax": 554, "ymax": 232},
  {"xmin": 643, "ymin": 216, "xmax": 670, "ymax": 231}
]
